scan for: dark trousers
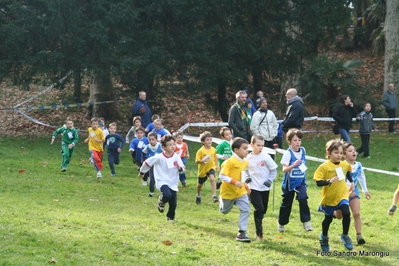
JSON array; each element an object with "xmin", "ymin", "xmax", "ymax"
[
  {"xmin": 278, "ymin": 183, "xmax": 310, "ymax": 225},
  {"xmin": 249, "ymin": 190, "xmax": 270, "ymax": 236},
  {"xmin": 357, "ymin": 134, "xmax": 370, "ymax": 157},
  {"xmin": 264, "ymin": 140, "xmax": 275, "ymax": 159},
  {"xmin": 107, "ymin": 149, "xmax": 120, "ymax": 174},
  {"xmin": 160, "ymin": 185, "xmax": 177, "ymax": 220},
  {"xmin": 322, "ymin": 204, "xmax": 350, "ymax": 236},
  {"xmin": 386, "ymin": 109, "xmax": 396, "ymax": 132},
  {"xmin": 149, "ymin": 167, "xmax": 155, "ymax": 193}
]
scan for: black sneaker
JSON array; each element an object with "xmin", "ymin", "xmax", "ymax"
[
  {"xmin": 357, "ymin": 235, "xmax": 366, "ymax": 245},
  {"xmin": 216, "ymin": 180, "xmax": 222, "ymax": 190},
  {"xmin": 236, "ymin": 232, "xmax": 251, "ymax": 242},
  {"xmin": 212, "ymin": 195, "xmax": 219, "ymax": 203},
  {"xmin": 196, "ymin": 196, "xmax": 201, "ymax": 205},
  {"xmin": 158, "ymin": 196, "xmax": 165, "ymax": 213},
  {"xmin": 61, "ymin": 168, "xmax": 66, "ymax": 172}
]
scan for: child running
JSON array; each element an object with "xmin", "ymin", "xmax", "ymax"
[
  {"xmin": 139, "ymin": 135, "xmax": 186, "ymax": 221},
  {"xmin": 314, "ymin": 139, "xmax": 355, "ymax": 251},
  {"xmin": 126, "ymin": 116, "xmax": 141, "ymax": 145},
  {"xmin": 334, "ymin": 142, "xmax": 371, "ymax": 245},
  {"xmin": 216, "ymin": 127, "xmax": 233, "ymax": 189},
  {"xmin": 50, "ymin": 117, "xmax": 79, "ymax": 172},
  {"xmin": 143, "ymin": 132, "xmax": 163, "ymax": 197},
  {"xmin": 195, "ymin": 131, "xmax": 219, "ymax": 204},
  {"xmin": 219, "ymin": 137, "xmax": 251, "ymax": 242},
  {"xmin": 278, "ymin": 129, "xmax": 312, "ymax": 232},
  {"xmin": 129, "ymin": 126, "xmax": 149, "ymax": 182},
  {"xmin": 84, "ymin": 117, "xmax": 105, "ymax": 178},
  {"xmin": 174, "ymin": 131, "xmax": 190, "ymax": 187},
  {"xmin": 104, "ymin": 122, "xmax": 125, "ymax": 177},
  {"xmin": 247, "ymin": 134, "xmax": 278, "ymax": 240}
]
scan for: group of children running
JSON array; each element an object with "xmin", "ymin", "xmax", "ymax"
[{"xmin": 51, "ymin": 116, "xmax": 398, "ymax": 251}]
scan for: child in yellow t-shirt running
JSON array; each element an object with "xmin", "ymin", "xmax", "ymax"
[
  {"xmin": 84, "ymin": 117, "xmax": 105, "ymax": 178},
  {"xmin": 313, "ymin": 139, "xmax": 355, "ymax": 252},
  {"xmin": 219, "ymin": 137, "xmax": 251, "ymax": 242},
  {"xmin": 195, "ymin": 131, "xmax": 219, "ymax": 204}
]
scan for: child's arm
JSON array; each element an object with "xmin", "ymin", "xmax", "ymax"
[
  {"xmin": 126, "ymin": 127, "xmax": 135, "ymax": 144},
  {"xmin": 282, "ymin": 161, "xmax": 301, "ymax": 173},
  {"xmin": 358, "ymin": 168, "xmax": 371, "ymax": 199},
  {"xmin": 50, "ymin": 127, "xmax": 63, "ymax": 144},
  {"xmin": 185, "ymin": 143, "xmax": 190, "ymax": 159},
  {"xmin": 219, "ymin": 173, "xmax": 243, "ymax": 188}
]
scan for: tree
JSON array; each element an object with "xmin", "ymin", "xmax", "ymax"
[{"xmin": 384, "ymin": 0, "xmax": 399, "ymax": 89}]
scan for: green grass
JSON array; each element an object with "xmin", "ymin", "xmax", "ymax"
[{"xmin": 0, "ymin": 132, "xmax": 398, "ymax": 265}]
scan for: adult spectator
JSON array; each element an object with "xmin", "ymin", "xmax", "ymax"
[
  {"xmin": 228, "ymin": 90, "xmax": 252, "ymax": 141},
  {"xmin": 332, "ymin": 95, "xmax": 357, "ymax": 142},
  {"xmin": 250, "ymin": 97, "xmax": 278, "ymax": 151},
  {"xmin": 281, "ymin": 88, "xmax": 304, "ymax": 133},
  {"xmin": 382, "ymin": 83, "xmax": 398, "ymax": 134},
  {"xmin": 131, "ymin": 91, "xmax": 152, "ymax": 128}
]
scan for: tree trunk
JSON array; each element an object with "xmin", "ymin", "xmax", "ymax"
[
  {"xmin": 217, "ymin": 81, "xmax": 229, "ymax": 122},
  {"xmin": 73, "ymin": 67, "xmax": 81, "ymax": 102},
  {"xmin": 252, "ymin": 63, "xmax": 263, "ymax": 93},
  {"xmin": 86, "ymin": 70, "xmax": 119, "ymax": 120},
  {"xmin": 384, "ymin": 0, "xmax": 399, "ymax": 89}
]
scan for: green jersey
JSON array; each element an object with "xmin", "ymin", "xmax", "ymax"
[
  {"xmin": 216, "ymin": 140, "xmax": 232, "ymax": 166},
  {"xmin": 52, "ymin": 125, "xmax": 79, "ymax": 146}
]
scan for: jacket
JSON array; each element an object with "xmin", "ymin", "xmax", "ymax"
[
  {"xmin": 332, "ymin": 104, "xmax": 357, "ymax": 130},
  {"xmin": 382, "ymin": 90, "xmax": 398, "ymax": 110},
  {"xmin": 282, "ymin": 96, "xmax": 304, "ymax": 132},
  {"xmin": 131, "ymin": 98, "xmax": 152, "ymax": 128},
  {"xmin": 250, "ymin": 109, "xmax": 278, "ymax": 141},
  {"xmin": 228, "ymin": 103, "xmax": 251, "ymax": 138},
  {"xmin": 358, "ymin": 111, "xmax": 374, "ymax": 135}
]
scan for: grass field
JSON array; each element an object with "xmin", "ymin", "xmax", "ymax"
[{"xmin": 0, "ymin": 131, "xmax": 398, "ymax": 265}]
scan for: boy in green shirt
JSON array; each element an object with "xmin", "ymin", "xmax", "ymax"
[{"xmin": 51, "ymin": 117, "xmax": 79, "ymax": 172}]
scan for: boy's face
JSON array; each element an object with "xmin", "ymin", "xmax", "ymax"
[
  {"xmin": 109, "ymin": 126, "xmax": 116, "ymax": 135},
  {"xmin": 364, "ymin": 103, "xmax": 371, "ymax": 112},
  {"xmin": 202, "ymin": 137, "xmax": 213, "ymax": 148},
  {"xmin": 136, "ymin": 130, "xmax": 144, "ymax": 138},
  {"xmin": 99, "ymin": 120, "xmax": 105, "ymax": 127},
  {"xmin": 344, "ymin": 145, "xmax": 357, "ymax": 161},
  {"xmin": 328, "ymin": 147, "xmax": 343, "ymax": 163},
  {"xmin": 222, "ymin": 130, "xmax": 232, "ymax": 141},
  {"xmin": 176, "ymin": 135, "xmax": 183, "ymax": 143},
  {"xmin": 288, "ymin": 135, "xmax": 301, "ymax": 150},
  {"xmin": 154, "ymin": 121, "xmax": 161, "ymax": 130},
  {"xmin": 149, "ymin": 136, "xmax": 157, "ymax": 145},
  {"xmin": 134, "ymin": 120, "xmax": 141, "ymax": 127},
  {"xmin": 251, "ymin": 139, "xmax": 264, "ymax": 155},
  {"xmin": 66, "ymin": 121, "xmax": 73, "ymax": 129},
  {"xmin": 91, "ymin": 121, "xmax": 99, "ymax": 130},
  {"xmin": 234, "ymin": 143, "xmax": 249, "ymax": 159},
  {"xmin": 163, "ymin": 140, "xmax": 175, "ymax": 154}
]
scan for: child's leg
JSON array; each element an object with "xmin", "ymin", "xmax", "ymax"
[
  {"xmin": 219, "ymin": 199, "xmax": 234, "ymax": 215},
  {"xmin": 61, "ymin": 144, "xmax": 70, "ymax": 169},
  {"xmin": 350, "ymin": 197, "xmax": 362, "ymax": 234},
  {"xmin": 108, "ymin": 151, "xmax": 115, "ymax": 175},
  {"xmin": 278, "ymin": 190, "xmax": 295, "ymax": 226},
  {"xmin": 322, "ymin": 214, "xmax": 334, "ymax": 236},
  {"xmin": 196, "ymin": 177, "xmax": 206, "ymax": 196},
  {"xmin": 68, "ymin": 146, "xmax": 74, "ymax": 163},
  {"xmin": 249, "ymin": 190, "xmax": 269, "ymax": 236},
  {"xmin": 209, "ymin": 173, "xmax": 216, "ymax": 196},
  {"xmin": 235, "ymin": 194, "xmax": 251, "ymax": 233},
  {"xmin": 149, "ymin": 167, "xmax": 155, "ymax": 194},
  {"xmin": 296, "ymin": 183, "xmax": 311, "ymax": 223},
  {"xmin": 130, "ymin": 150, "xmax": 136, "ymax": 164},
  {"xmin": 388, "ymin": 187, "xmax": 399, "ymax": 215},
  {"xmin": 92, "ymin": 150, "xmax": 103, "ymax": 171},
  {"xmin": 339, "ymin": 204, "xmax": 351, "ymax": 235},
  {"xmin": 179, "ymin": 172, "xmax": 187, "ymax": 186},
  {"xmin": 362, "ymin": 134, "xmax": 370, "ymax": 157},
  {"xmin": 357, "ymin": 135, "xmax": 364, "ymax": 155},
  {"xmin": 114, "ymin": 150, "xmax": 120, "ymax": 165},
  {"xmin": 166, "ymin": 189, "xmax": 177, "ymax": 220}
]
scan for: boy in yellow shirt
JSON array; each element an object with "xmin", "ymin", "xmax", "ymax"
[
  {"xmin": 84, "ymin": 117, "xmax": 105, "ymax": 178},
  {"xmin": 219, "ymin": 137, "xmax": 251, "ymax": 242},
  {"xmin": 314, "ymin": 139, "xmax": 355, "ymax": 251},
  {"xmin": 195, "ymin": 131, "xmax": 219, "ymax": 204}
]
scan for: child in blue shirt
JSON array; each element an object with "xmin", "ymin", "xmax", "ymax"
[
  {"xmin": 129, "ymin": 126, "xmax": 149, "ymax": 174},
  {"xmin": 105, "ymin": 122, "xmax": 125, "ymax": 176},
  {"xmin": 143, "ymin": 132, "xmax": 163, "ymax": 196},
  {"xmin": 145, "ymin": 114, "xmax": 160, "ymax": 133},
  {"xmin": 152, "ymin": 119, "xmax": 169, "ymax": 141}
]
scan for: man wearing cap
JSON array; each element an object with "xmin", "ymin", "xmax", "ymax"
[
  {"xmin": 228, "ymin": 90, "xmax": 252, "ymax": 141},
  {"xmin": 282, "ymin": 88, "xmax": 304, "ymax": 133},
  {"xmin": 250, "ymin": 97, "xmax": 278, "ymax": 152}
]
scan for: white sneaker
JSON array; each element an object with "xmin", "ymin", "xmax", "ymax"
[
  {"xmin": 278, "ymin": 224, "xmax": 285, "ymax": 232},
  {"xmin": 89, "ymin": 157, "xmax": 94, "ymax": 165},
  {"xmin": 303, "ymin": 221, "xmax": 313, "ymax": 231},
  {"xmin": 142, "ymin": 181, "xmax": 148, "ymax": 186},
  {"xmin": 96, "ymin": 171, "xmax": 102, "ymax": 178}
]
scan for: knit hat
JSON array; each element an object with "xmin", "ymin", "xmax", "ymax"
[{"xmin": 256, "ymin": 97, "xmax": 267, "ymax": 106}]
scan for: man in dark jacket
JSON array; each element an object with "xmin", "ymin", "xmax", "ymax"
[
  {"xmin": 382, "ymin": 83, "xmax": 398, "ymax": 134},
  {"xmin": 228, "ymin": 90, "xmax": 252, "ymax": 141},
  {"xmin": 282, "ymin": 88, "xmax": 304, "ymax": 133},
  {"xmin": 131, "ymin": 91, "xmax": 152, "ymax": 128}
]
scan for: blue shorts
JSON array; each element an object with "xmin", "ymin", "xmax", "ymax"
[
  {"xmin": 198, "ymin": 169, "xmax": 216, "ymax": 184},
  {"xmin": 318, "ymin": 199, "xmax": 349, "ymax": 216}
]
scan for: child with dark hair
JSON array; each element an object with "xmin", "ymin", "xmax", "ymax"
[
  {"xmin": 140, "ymin": 135, "xmax": 186, "ymax": 221},
  {"xmin": 219, "ymin": 137, "xmax": 251, "ymax": 242},
  {"xmin": 278, "ymin": 128, "xmax": 312, "ymax": 233},
  {"xmin": 356, "ymin": 102, "xmax": 377, "ymax": 158},
  {"xmin": 143, "ymin": 132, "xmax": 163, "ymax": 197},
  {"xmin": 129, "ymin": 127, "xmax": 149, "ymax": 180},
  {"xmin": 195, "ymin": 131, "xmax": 219, "ymax": 204},
  {"xmin": 314, "ymin": 139, "xmax": 355, "ymax": 251},
  {"xmin": 105, "ymin": 122, "xmax": 125, "ymax": 177},
  {"xmin": 84, "ymin": 117, "xmax": 105, "ymax": 178}
]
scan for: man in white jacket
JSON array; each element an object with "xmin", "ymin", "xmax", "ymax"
[{"xmin": 250, "ymin": 97, "xmax": 278, "ymax": 154}]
